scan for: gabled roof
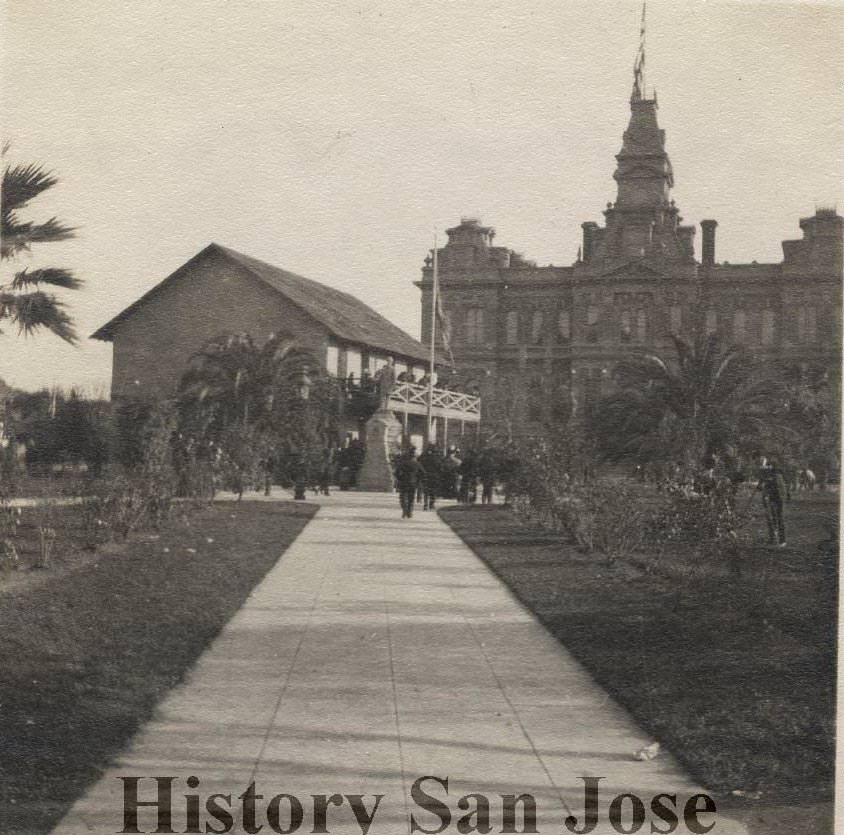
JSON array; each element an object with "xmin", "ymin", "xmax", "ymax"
[{"xmin": 91, "ymin": 243, "xmax": 431, "ymax": 363}]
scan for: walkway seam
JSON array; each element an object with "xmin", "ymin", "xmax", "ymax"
[
  {"xmin": 446, "ymin": 582, "xmax": 574, "ymax": 819},
  {"xmin": 383, "ymin": 592, "xmax": 412, "ymax": 835},
  {"xmin": 246, "ymin": 507, "xmax": 332, "ymax": 786}
]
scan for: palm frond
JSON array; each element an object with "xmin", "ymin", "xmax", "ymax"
[
  {"xmin": 2, "ymin": 163, "xmax": 59, "ymax": 214},
  {"xmin": 1, "ymin": 216, "xmax": 76, "ymax": 259},
  {"xmin": 11, "ymin": 266, "xmax": 82, "ymax": 290},
  {"xmin": 4, "ymin": 291, "xmax": 77, "ymax": 343}
]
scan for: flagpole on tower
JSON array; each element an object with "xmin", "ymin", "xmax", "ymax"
[
  {"xmin": 632, "ymin": 1, "xmax": 646, "ymax": 100},
  {"xmin": 426, "ymin": 232, "xmax": 438, "ymax": 444},
  {"xmin": 641, "ymin": 1, "xmax": 646, "ymax": 98}
]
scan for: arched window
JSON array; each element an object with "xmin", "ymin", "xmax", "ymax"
[
  {"xmin": 505, "ymin": 310, "xmax": 519, "ymax": 345},
  {"xmin": 620, "ymin": 310, "xmax": 632, "ymax": 343},
  {"xmin": 705, "ymin": 309, "xmax": 717, "ymax": 336},
  {"xmin": 761, "ymin": 310, "xmax": 775, "ymax": 346},
  {"xmin": 586, "ymin": 305, "xmax": 600, "ymax": 343},
  {"xmin": 733, "ymin": 310, "xmax": 746, "ymax": 343},
  {"xmin": 531, "ymin": 310, "xmax": 544, "ymax": 344},
  {"xmin": 466, "ymin": 308, "xmax": 485, "ymax": 345},
  {"xmin": 797, "ymin": 307, "xmax": 817, "ymax": 343},
  {"xmin": 527, "ymin": 377, "xmax": 544, "ymax": 423},
  {"xmin": 669, "ymin": 305, "xmax": 682, "ymax": 334},
  {"xmin": 636, "ymin": 310, "xmax": 647, "ymax": 342},
  {"xmin": 557, "ymin": 310, "xmax": 571, "ymax": 343}
]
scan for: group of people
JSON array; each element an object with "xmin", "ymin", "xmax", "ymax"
[
  {"xmin": 299, "ymin": 437, "xmax": 366, "ymax": 496},
  {"xmin": 392, "ymin": 444, "xmax": 498, "ymax": 518},
  {"xmin": 343, "ymin": 364, "xmax": 480, "ymax": 400}
]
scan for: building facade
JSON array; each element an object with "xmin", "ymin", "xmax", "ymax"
[
  {"xmin": 417, "ymin": 80, "xmax": 843, "ymax": 434},
  {"xmin": 94, "ymin": 243, "xmax": 436, "ymax": 403},
  {"xmin": 93, "ymin": 243, "xmax": 481, "ymax": 450}
]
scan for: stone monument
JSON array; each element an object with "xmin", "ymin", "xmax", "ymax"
[{"xmin": 356, "ymin": 408, "xmax": 402, "ymax": 492}]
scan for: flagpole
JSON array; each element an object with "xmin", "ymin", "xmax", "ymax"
[
  {"xmin": 641, "ymin": 2, "xmax": 646, "ymax": 98},
  {"xmin": 427, "ymin": 232, "xmax": 438, "ymax": 445}
]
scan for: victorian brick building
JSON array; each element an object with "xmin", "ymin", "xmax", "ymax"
[{"xmin": 417, "ymin": 77, "xmax": 843, "ymax": 433}]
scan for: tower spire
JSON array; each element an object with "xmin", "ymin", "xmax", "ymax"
[{"xmin": 632, "ymin": 2, "xmax": 646, "ymax": 101}]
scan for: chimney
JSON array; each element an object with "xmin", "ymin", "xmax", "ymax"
[
  {"xmin": 581, "ymin": 222, "xmax": 599, "ymax": 262},
  {"xmin": 701, "ymin": 219, "xmax": 717, "ymax": 266}
]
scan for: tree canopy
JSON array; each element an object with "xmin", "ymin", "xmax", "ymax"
[
  {"xmin": 591, "ymin": 335, "xmax": 807, "ymax": 466},
  {"xmin": 1, "ymin": 155, "xmax": 79, "ymax": 342},
  {"xmin": 176, "ymin": 332, "xmax": 340, "ymax": 488}
]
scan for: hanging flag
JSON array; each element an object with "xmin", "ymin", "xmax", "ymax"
[{"xmin": 435, "ymin": 285, "xmax": 455, "ymax": 369}]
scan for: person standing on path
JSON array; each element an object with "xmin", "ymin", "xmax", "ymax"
[
  {"xmin": 419, "ymin": 443, "xmax": 441, "ymax": 510},
  {"xmin": 394, "ymin": 446, "xmax": 425, "ymax": 518},
  {"xmin": 757, "ymin": 456, "xmax": 789, "ymax": 547}
]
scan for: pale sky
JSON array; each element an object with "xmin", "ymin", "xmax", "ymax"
[{"xmin": 2, "ymin": 0, "xmax": 843, "ymax": 394}]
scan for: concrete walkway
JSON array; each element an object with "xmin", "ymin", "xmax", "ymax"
[{"xmin": 52, "ymin": 492, "xmax": 746, "ymax": 835}]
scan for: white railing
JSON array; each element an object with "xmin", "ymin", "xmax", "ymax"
[{"xmin": 389, "ymin": 381, "xmax": 481, "ymax": 416}]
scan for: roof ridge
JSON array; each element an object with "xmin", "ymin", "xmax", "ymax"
[
  {"xmin": 213, "ymin": 244, "xmax": 374, "ymax": 308},
  {"xmin": 91, "ymin": 243, "xmax": 429, "ymax": 363}
]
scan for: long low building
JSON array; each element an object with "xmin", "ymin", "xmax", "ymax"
[
  {"xmin": 93, "ymin": 243, "xmax": 434, "ymax": 399},
  {"xmin": 92, "ymin": 243, "xmax": 479, "ymax": 447}
]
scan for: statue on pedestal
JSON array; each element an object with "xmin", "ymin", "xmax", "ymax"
[{"xmin": 356, "ymin": 406, "xmax": 402, "ymax": 492}]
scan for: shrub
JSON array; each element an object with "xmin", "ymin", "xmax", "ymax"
[{"xmin": 0, "ymin": 488, "xmax": 21, "ymax": 569}]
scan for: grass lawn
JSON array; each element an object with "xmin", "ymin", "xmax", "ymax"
[
  {"xmin": 439, "ymin": 495, "xmax": 837, "ymax": 807},
  {"xmin": 0, "ymin": 499, "xmax": 317, "ymax": 835}
]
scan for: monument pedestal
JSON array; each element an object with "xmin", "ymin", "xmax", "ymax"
[{"xmin": 356, "ymin": 409, "xmax": 402, "ymax": 492}]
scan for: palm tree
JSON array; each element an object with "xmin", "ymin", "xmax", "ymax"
[
  {"xmin": 1, "ymin": 156, "xmax": 79, "ymax": 342},
  {"xmin": 177, "ymin": 332, "xmax": 324, "ymax": 430},
  {"xmin": 177, "ymin": 333, "xmax": 264, "ymax": 429},
  {"xmin": 592, "ymin": 335, "xmax": 795, "ymax": 466},
  {"xmin": 176, "ymin": 332, "xmax": 337, "ymax": 494}
]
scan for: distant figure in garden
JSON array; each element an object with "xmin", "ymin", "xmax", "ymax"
[
  {"xmin": 317, "ymin": 447, "xmax": 333, "ymax": 496},
  {"xmin": 458, "ymin": 449, "xmax": 478, "ymax": 504},
  {"xmin": 799, "ymin": 468, "xmax": 816, "ymax": 491},
  {"xmin": 440, "ymin": 447, "xmax": 461, "ymax": 499},
  {"xmin": 394, "ymin": 446, "xmax": 425, "ymax": 519},
  {"xmin": 478, "ymin": 450, "xmax": 497, "ymax": 504},
  {"xmin": 757, "ymin": 456, "xmax": 789, "ymax": 547}
]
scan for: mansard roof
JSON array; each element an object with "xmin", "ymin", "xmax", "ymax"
[{"xmin": 92, "ymin": 244, "xmax": 430, "ymax": 363}]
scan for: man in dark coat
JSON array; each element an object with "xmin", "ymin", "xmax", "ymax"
[
  {"xmin": 757, "ymin": 456, "xmax": 789, "ymax": 547},
  {"xmin": 418, "ymin": 444, "xmax": 441, "ymax": 510},
  {"xmin": 394, "ymin": 447, "xmax": 426, "ymax": 518}
]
